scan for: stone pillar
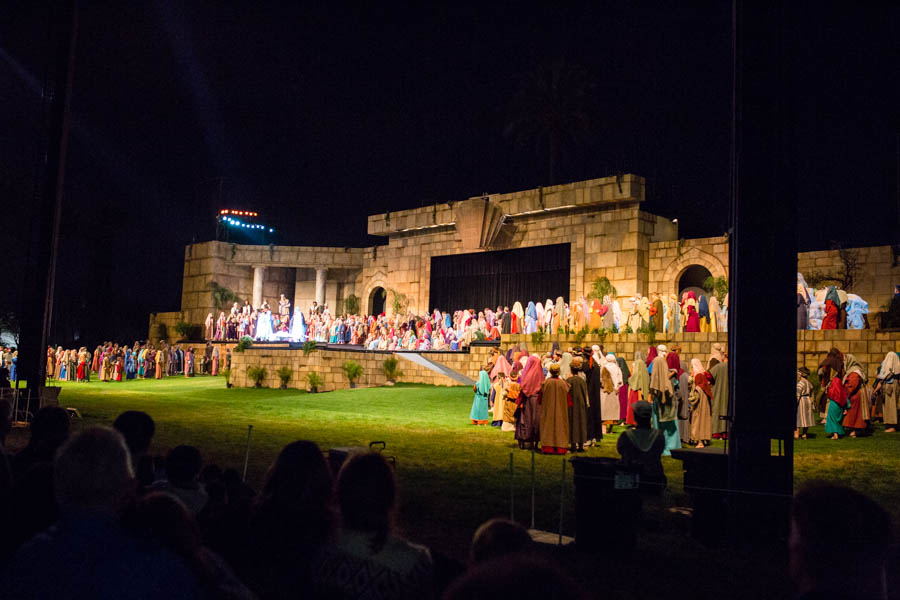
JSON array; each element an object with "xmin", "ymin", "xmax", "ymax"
[
  {"xmin": 252, "ymin": 266, "xmax": 265, "ymax": 308},
  {"xmin": 315, "ymin": 268, "xmax": 327, "ymax": 307},
  {"xmin": 293, "ymin": 268, "xmax": 304, "ymax": 313}
]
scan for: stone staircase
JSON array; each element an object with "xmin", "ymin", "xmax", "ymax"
[{"xmin": 396, "ymin": 353, "xmax": 475, "ymax": 386}]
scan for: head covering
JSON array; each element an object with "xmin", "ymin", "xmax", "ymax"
[
  {"xmin": 842, "ymin": 353, "xmax": 866, "ymax": 384},
  {"xmin": 616, "ymin": 355, "xmax": 630, "ymax": 382},
  {"xmin": 825, "ymin": 286, "xmax": 840, "ymax": 307},
  {"xmin": 877, "ymin": 351, "xmax": 900, "ymax": 380},
  {"xmin": 559, "ymin": 352, "xmax": 573, "ymax": 379},
  {"xmin": 548, "ymin": 363, "xmax": 561, "ymax": 376},
  {"xmin": 666, "ymin": 350, "xmax": 683, "ymax": 377},
  {"xmin": 645, "ymin": 345, "xmax": 658, "ymax": 366},
  {"xmin": 519, "ymin": 355, "xmax": 544, "ymax": 396},
  {"xmin": 710, "ymin": 343, "xmax": 725, "ymax": 363},
  {"xmin": 490, "ymin": 354, "xmax": 512, "ymax": 380},
  {"xmin": 798, "ymin": 366, "xmax": 810, "ymax": 377},
  {"xmin": 628, "ymin": 351, "xmax": 650, "ymax": 398},
  {"xmin": 837, "ymin": 289, "xmax": 848, "ymax": 305},
  {"xmin": 691, "ymin": 358, "xmax": 705, "ymax": 376},
  {"xmin": 649, "ymin": 355, "xmax": 674, "ymax": 395},
  {"xmin": 656, "ymin": 344, "xmax": 667, "ymax": 357},
  {"xmin": 526, "ymin": 301, "xmax": 537, "ymax": 320},
  {"xmin": 604, "ymin": 353, "xmax": 623, "ymax": 388}
]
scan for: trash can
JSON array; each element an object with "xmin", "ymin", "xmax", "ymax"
[{"xmin": 569, "ymin": 456, "xmax": 642, "ymax": 553}]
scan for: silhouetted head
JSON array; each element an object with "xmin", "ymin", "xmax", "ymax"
[
  {"xmin": 470, "ymin": 518, "xmax": 533, "ymax": 565},
  {"xmin": 165, "ymin": 445, "xmax": 202, "ymax": 486},
  {"xmin": 113, "ymin": 411, "xmax": 156, "ymax": 457},
  {"xmin": 54, "ymin": 426, "xmax": 134, "ymax": 513},
  {"xmin": 336, "ymin": 451, "xmax": 395, "ymax": 536},
  {"xmin": 28, "ymin": 406, "xmax": 71, "ymax": 457},
  {"xmin": 262, "ymin": 440, "xmax": 332, "ymax": 511}
]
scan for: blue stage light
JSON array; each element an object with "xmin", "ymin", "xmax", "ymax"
[{"xmin": 269, "ymin": 228, "xmax": 274, "ymax": 233}]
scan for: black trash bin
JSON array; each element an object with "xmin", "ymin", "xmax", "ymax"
[{"xmin": 569, "ymin": 456, "xmax": 642, "ymax": 553}]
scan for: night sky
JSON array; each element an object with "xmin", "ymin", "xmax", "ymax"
[{"xmin": 2, "ymin": 2, "xmax": 898, "ymax": 345}]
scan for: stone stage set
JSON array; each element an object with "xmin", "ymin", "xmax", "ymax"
[{"xmin": 149, "ymin": 174, "xmax": 898, "ymax": 390}]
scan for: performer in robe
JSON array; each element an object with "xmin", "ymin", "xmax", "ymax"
[
  {"xmin": 470, "ymin": 369, "xmax": 491, "ymax": 425},
  {"xmin": 539, "ymin": 363, "xmax": 571, "ymax": 454},
  {"xmin": 626, "ymin": 351, "xmax": 650, "ymax": 426},
  {"xmin": 796, "ymin": 367, "xmax": 814, "ymax": 439},
  {"xmin": 616, "ymin": 354, "xmax": 630, "ymax": 423},
  {"xmin": 817, "ymin": 347, "xmax": 844, "ymax": 422},
  {"xmin": 185, "ymin": 347, "xmax": 195, "ymax": 378},
  {"xmin": 600, "ymin": 354, "xmax": 622, "ymax": 434},
  {"xmin": 689, "ymin": 359, "xmax": 713, "ymax": 447},
  {"xmin": 524, "ymin": 301, "xmax": 538, "ymax": 334},
  {"xmin": 511, "ymin": 302, "xmax": 524, "ymax": 335},
  {"xmin": 649, "ymin": 345, "xmax": 680, "ymax": 455},
  {"xmin": 841, "ymin": 354, "xmax": 869, "ymax": 437},
  {"xmin": 515, "ymin": 355, "xmax": 543, "ymax": 450},
  {"xmin": 588, "ymin": 299, "xmax": 604, "ymax": 330},
  {"xmin": 204, "ymin": 313, "xmax": 214, "ymax": 340},
  {"xmin": 650, "ymin": 294, "xmax": 666, "ymax": 333},
  {"xmin": 824, "ymin": 367, "xmax": 847, "ymax": 440},
  {"xmin": 553, "ymin": 296, "xmax": 566, "ymax": 332},
  {"xmin": 600, "ymin": 296, "xmax": 615, "ymax": 330},
  {"xmin": 874, "ymin": 351, "xmax": 900, "ymax": 432},
  {"xmin": 709, "ymin": 354, "xmax": 729, "ymax": 439},
  {"xmin": 125, "ymin": 349, "xmax": 136, "ymax": 380},
  {"xmin": 567, "ymin": 356, "xmax": 589, "ymax": 452}
]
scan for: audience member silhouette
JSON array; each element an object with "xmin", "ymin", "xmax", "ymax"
[
  {"xmin": 10, "ymin": 405, "xmax": 70, "ymax": 480},
  {"xmin": 314, "ymin": 451, "xmax": 434, "ymax": 600},
  {"xmin": 151, "ymin": 444, "xmax": 208, "ymax": 514},
  {"xmin": 442, "ymin": 555, "xmax": 586, "ymax": 600},
  {"xmin": 469, "ymin": 518, "xmax": 534, "ymax": 565},
  {"xmin": 789, "ymin": 482, "xmax": 892, "ymax": 600},
  {"xmin": 1, "ymin": 426, "xmax": 205, "ymax": 599},
  {"xmin": 113, "ymin": 410, "xmax": 157, "ymax": 490}
]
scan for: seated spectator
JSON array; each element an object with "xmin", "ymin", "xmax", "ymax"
[
  {"xmin": 442, "ymin": 555, "xmax": 586, "ymax": 600},
  {"xmin": 0, "ymin": 426, "xmax": 204, "ymax": 599},
  {"xmin": 113, "ymin": 410, "xmax": 158, "ymax": 490},
  {"xmin": 315, "ymin": 451, "xmax": 433, "ymax": 600},
  {"xmin": 10, "ymin": 405, "xmax": 70, "ymax": 480},
  {"xmin": 122, "ymin": 492, "xmax": 255, "ymax": 599},
  {"xmin": 469, "ymin": 518, "xmax": 533, "ymax": 566},
  {"xmin": 225, "ymin": 440, "xmax": 336, "ymax": 598},
  {"xmin": 151, "ymin": 445, "xmax": 208, "ymax": 514},
  {"xmin": 616, "ymin": 401, "xmax": 666, "ymax": 492},
  {"xmin": 789, "ymin": 482, "xmax": 892, "ymax": 600}
]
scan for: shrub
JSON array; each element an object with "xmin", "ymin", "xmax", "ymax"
[
  {"xmin": 155, "ymin": 323, "xmax": 168, "ymax": 342},
  {"xmin": 305, "ymin": 371, "xmax": 324, "ymax": 392},
  {"xmin": 174, "ymin": 321, "xmax": 193, "ymax": 339},
  {"xmin": 301, "ymin": 340, "xmax": 317, "ymax": 355},
  {"xmin": 383, "ymin": 357, "xmax": 403, "ymax": 382},
  {"xmin": 234, "ymin": 336, "xmax": 254, "ymax": 353},
  {"xmin": 342, "ymin": 360, "xmax": 364, "ymax": 385},
  {"xmin": 703, "ymin": 276, "xmax": 729, "ymax": 303},
  {"xmin": 624, "ymin": 325, "xmax": 633, "ymax": 334},
  {"xmin": 573, "ymin": 325, "xmax": 590, "ymax": 344},
  {"xmin": 246, "ymin": 366, "xmax": 267, "ymax": 388},
  {"xmin": 587, "ymin": 277, "xmax": 617, "ymax": 300},
  {"xmin": 276, "ymin": 366, "xmax": 292, "ymax": 388},
  {"xmin": 344, "ymin": 294, "xmax": 360, "ymax": 316},
  {"xmin": 637, "ymin": 323, "xmax": 657, "ymax": 345},
  {"xmin": 530, "ymin": 331, "xmax": 545, "ymax": 345}
]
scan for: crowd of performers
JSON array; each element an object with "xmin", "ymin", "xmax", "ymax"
[
  {"xmin": 45, "ymin": 341, "xmax": 228, "ymax": 382},
  {"xmin": 797, "ymin": 274, "xmax": 871, "ymax": 330},
  {"xmin": 469, "ymin": 342, "xmax": 900, "ymax": 454},
  {"xmin": 812, "ymin": 348, "xmax": 900, "ymax": 439},
  {"xmin": 468, "ymin": 342, "xmax": 730, "ymax": 455},
  {"xmin": 202, "ymin": 291, "xmax": 735, "ymax": 350}
]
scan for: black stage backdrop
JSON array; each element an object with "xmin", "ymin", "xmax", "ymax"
[{"xmin": 428, "ymin": 244, "xmax": 571, "ymax": 312}]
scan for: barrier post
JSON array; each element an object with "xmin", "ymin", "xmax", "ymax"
[{"xmin": 242, "ymin": 425, "xmax": 253, "ymax": 482}]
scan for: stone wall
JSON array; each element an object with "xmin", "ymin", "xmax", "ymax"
[
  {"xmin": 147, "ymin": 311, "xmax": 183, "ymax": 345},
  {"xmin": 649, "ymin": 236, "xmax": 730, "ymax": 298},
  {"xmin": 230, "ymin": 346, "xmax": 495, "ymax": 391},
  {"xmin": 797, "ymin": 245, "xmax": 896, "ymax": 320}
]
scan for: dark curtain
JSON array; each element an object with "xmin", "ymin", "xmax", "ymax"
[{"xmin": 428, "ymin": 244, "xmax": 571, "ymax": 312}]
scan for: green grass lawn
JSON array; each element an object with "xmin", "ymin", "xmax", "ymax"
[{"xmin": 12, "ymin": 377, "xmax": 900, "ymax": 599}]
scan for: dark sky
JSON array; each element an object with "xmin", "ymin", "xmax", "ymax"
[{"xmin": 2, "ymin": 2, "xmax": 898, "ymax": 344}]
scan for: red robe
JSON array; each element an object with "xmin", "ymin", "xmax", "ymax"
[
  {"xmin": 685, "ymin": 305, "xmax": 700, "ymax": 332},
  {"xmin": 822, "ymin": 300, "xmax": 838, "ymax": 330},
  {"xmin": 842, "ymin": 372, "xmax": 867, "ymax": 429}
]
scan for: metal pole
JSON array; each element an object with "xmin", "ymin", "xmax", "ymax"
[
  {"xmin": 509, "ymin": 452, "xmax": 515, "ymax": 521},
  {"xmin": 558, "ymin": 457, "xmax": 566, "ymax": 545},
  {"xmin": 530, "ymin": 446, "xmax": 536, "ymax": 530},
  {"xmin": 241, "ymin": 425, "xmax": 253, "ymax": 482}
]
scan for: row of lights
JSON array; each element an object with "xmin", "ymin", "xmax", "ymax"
[
  {"xmin": 222, "ymin": 217, "xmax": 274, "ymax": 233},
  {"xmin": 219, "ymin": 209, "xmax": 258, "ymax": 217}
]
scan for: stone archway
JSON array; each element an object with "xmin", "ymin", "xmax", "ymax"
[
  {"xmin": 661, "ymin": 248, "xmax": 728, "ymax": 298},
  {"xmin": 363, "ymin": 271, "xmax": 387, "ymax": 316}
]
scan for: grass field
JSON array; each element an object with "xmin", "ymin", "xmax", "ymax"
[{"xmin": 9, "ymin": 376, "xmax": 900, "ymax": 599}]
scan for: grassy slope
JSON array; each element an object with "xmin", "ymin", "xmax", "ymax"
[{"xmin": 28, "ymin": 377, "xmax": 900, "ymax": 599}]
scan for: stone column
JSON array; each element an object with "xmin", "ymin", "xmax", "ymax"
[
  {"xmin": 252, "ymin": 266, "xmax": 265, "ymax": 308},
  {"xmin": 315, "ymin": 268, "xmax": 327, "ymax": 307},
  {"xmin": 293, "ymin": 268, "xmax": 304, "ymax": 313}
]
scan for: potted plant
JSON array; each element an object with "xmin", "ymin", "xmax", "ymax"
[
  {"xmin": 382, "ymin": 357, "xmax": 403, "ymax": 385},
  {"xmin": 221, "ymin": 367, "xmax": 232, "ymax": 388},
  {"xmin": 234, "ymin": 336, "xmax": 254, "ymax": 353},
  {"xmin": 276, "ymin": 366, "xmax": 292, "ymax": 389},
  {"xmin": 246, "ymin": 365, "xmax": 266, "ymax": 388},
  {"xmin": 305, "ymin": 371, "xmax": 323, "ymax": 393},
  {"xmin": 301, "ymin": 340, "xmax": 317, "ymax": 356},
  {"xmin": 341, "ymin": 360, "xmax": 364, "ymax": 388}
]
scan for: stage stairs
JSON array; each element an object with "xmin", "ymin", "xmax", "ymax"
[{"xmin": 396, "ymin": 353, "xmax": 475, "ymax": 386}]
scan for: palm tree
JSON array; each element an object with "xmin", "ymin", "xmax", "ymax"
[{"xmin": 505, "ymin": 60, "xmax": 597, "ymax": 185}]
